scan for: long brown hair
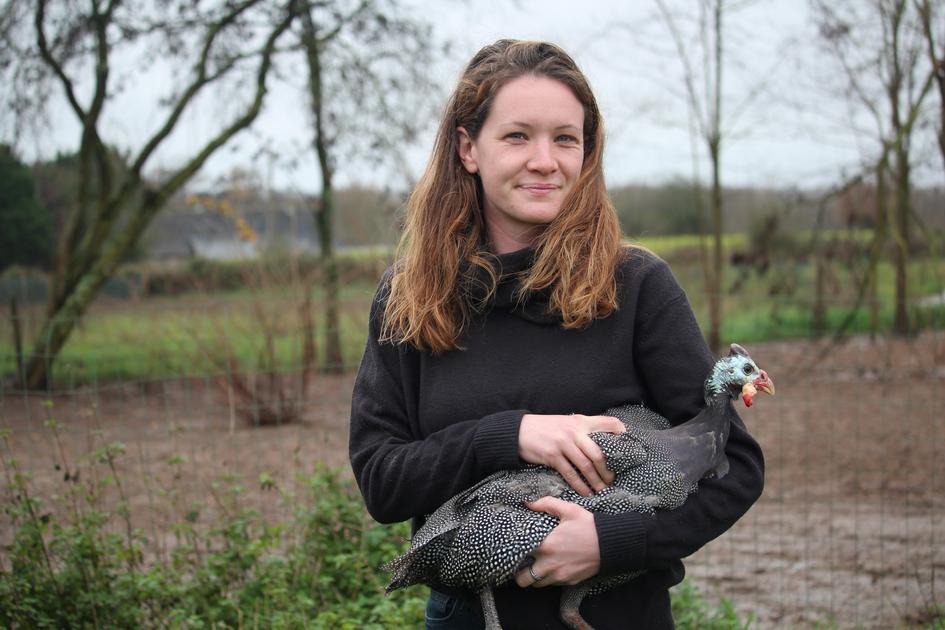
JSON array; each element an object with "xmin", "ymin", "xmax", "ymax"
[{"xmin": 381, "ymin": 39, "xmax": 622, "ymax": 352}]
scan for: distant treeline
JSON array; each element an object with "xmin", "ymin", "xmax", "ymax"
[
  {"xmin": 610, "ymin": 180, "xmax": 945, "ymax": 237},
  {"xmin": 148, "ymin": 179, "xmax": 945, "ymax": 254},
  {"xmin": 6, "ymin": 148, "xmax": 945, "ymax": 271}
]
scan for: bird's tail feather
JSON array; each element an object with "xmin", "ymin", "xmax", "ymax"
[{"xmin": 383, "ymin": 529, "xmax": 456, "ymax": 592}]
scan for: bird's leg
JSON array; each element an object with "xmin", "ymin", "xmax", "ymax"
[
  {"xmin": 560, "ymin": 584, "xmax": 595, "ymax": 630},
  {"xmin": 479, "ymin": 587, "xmax": 503, "ymax": 630}
]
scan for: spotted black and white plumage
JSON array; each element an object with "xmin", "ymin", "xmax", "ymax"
[{"xmin": 384, "ymin": 344, "xmax": 774, "ymax": 630}]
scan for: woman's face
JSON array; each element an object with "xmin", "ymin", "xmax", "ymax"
[{"xmin": 457, "ymin": 75, "xmax": 585, "ymax": 254}]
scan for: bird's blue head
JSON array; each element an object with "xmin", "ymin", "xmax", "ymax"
[{"xmin": 705, "ymin": 344, "xmax": 775, "ymax": 407}]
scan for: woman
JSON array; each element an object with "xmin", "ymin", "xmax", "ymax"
[{"xmin": 349, "ymin": 39, "xmax": 764, "ymax": 629}]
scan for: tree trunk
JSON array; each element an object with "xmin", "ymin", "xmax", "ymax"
[
  {"xmin": 317, "ymin": 187, "xmax": 343, "ymax": 372},
  {"xmin": 301, "ymin": 2, "xmax": 343, "ymax": 373},
  {"xmin": 812, "ymin": 249, "xmax": 826, "ymax": 337},
  {"xmin": 10, "ymin": 297, "xmax": 24, "ymax": 382},
  {"xmin": 892, "ymin": 144, "xmax": 911, "ymax": 335},
  {"xmin": 23, "ymin": 265, "xmax": 112, "ymax": 389},
  {"xmin": 706, "ymin": 0, "xmax": 724, "ymax": 354},
  {"xmin": 708, "ymin": 136, "xmax": 723, "ymax": 353},
  {"xmin": 655, "ymin": 0, "xmax": 727, "ymax": 353},
  {"xmin": 870, "ymin": 156, "xmax": 889, "ymax": 340}
]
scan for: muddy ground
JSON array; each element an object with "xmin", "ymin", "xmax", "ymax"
[{"xmin": 3, "ymin": 333, "xmax": 944, "ymax": 628}]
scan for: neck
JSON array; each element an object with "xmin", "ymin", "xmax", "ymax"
[
  {"xmin": 703, "ymin": 393, "xmax": 734, "ymax": 414},
  {"xmin": 484, "ymin": 214, "xmax": 543, "ymax": 254}
]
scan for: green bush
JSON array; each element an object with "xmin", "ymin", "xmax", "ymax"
[
  {"xmin": 671, "ymin": 580, "xmax": 751, "ymax": 630},
  {"xmin": 0, "ymin": 434, "xmax": 425, "ymax": 628},
  {"xmin": 0, "ymin": 428, "xmax": 750, "ymax": 629},
  {"xmin": 0, "ymin": 146, "xmax": 53, "ymax": 272}
]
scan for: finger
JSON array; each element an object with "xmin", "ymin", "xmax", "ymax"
[
  {"xmin": 589, "ymin": 415, "xmax": 626, "ymax": 434},
  {"xmin": 563, "ymin": 439, "xmax": 609, "ymax": 492},
  {"xmin": 515, "ymin": 568, "xmax": 552, "ymax": 588},
  {"xmin": 527, "ymin": 495, "xmax": 580, "ymax": 518},
  {"xmin": 515, "ymin": 568, "xmax": 532, "ymax": 588},
  {"xmin": 576, "ymin": 432, "xmax": 615, "ymax": 487},
  {"xmin": 514, "ymin": 555, "xmax": 549, "ymax": 588},
  {"xmin": 551, "ymin": 455, "xmax": 592, "ymax": 496},
  {"xmin": 515, "ymin": 565, "xmax": 550, "ymax": 588}
]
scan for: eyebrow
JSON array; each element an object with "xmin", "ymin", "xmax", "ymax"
[{"xmin": 498, "ymin": 122, "xmax": 582, "ymax": 132}]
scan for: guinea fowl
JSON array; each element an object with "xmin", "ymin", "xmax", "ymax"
[{"xmin": 383, "ymin": 343, "xmax": 774, "ymax": 630}]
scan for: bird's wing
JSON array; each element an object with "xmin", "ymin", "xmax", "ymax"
[
  {"xmin": 440, "ymin": 502, "xmax": 558, "ymax": 587},
  {"xmin": 592, "ymin": 430, "xmax": 648, "ymax": 473},
  {"xmin": 604, "ymin": 403, "xmax": 672, "ymax": 431},
  {"xmin": 385, "ymin": 466, "xmax": 570, "ymax": 590},
  {"xmin": 649, "ymin": 422, "xmax": 729, "ymax": 485}
]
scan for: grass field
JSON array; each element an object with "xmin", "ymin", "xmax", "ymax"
[
  {"xmin": 1, "ymin": 287, "xmax": 376, "ymax": 385},
  {"xmin": 1, "ymin": 244, "xmax": 944, "ymax": 387},
  {"xmin": 3, "ymin": 237, "xmax": 944, "ymax": 628}
]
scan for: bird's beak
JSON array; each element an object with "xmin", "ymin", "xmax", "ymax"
[
  {"xmin": 741, "ymin": 370, "xmax": 775, "ymax": 407},
  {"xmin": 753, "ymin": 370, "xmax": 775, "ymax": 396}
]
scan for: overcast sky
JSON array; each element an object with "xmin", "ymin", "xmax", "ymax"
[{"xmin": 17, "ymin": 0, "xmax": 945, "ymax": 194}]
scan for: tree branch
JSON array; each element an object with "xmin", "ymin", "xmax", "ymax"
[
  {"xmin": 655, "ymin": 0, "xmax": 709, "ymax": 136},
  {"xmin": 914, "ymin": 0, "xmax": 945, "ymax": 177},
  {"xmin": 148, "ymin": 2, "xmax": 298, "ymax": 217},
  {"xmin": 129, "ymin": 0, "xmax": 264, "ymax": 177},
  {"xmin": 60, "ymin": 0, "xmax": 285, "ymax": 310},
  {"xmin": 34, "ymin": 0, "xmax": 85, "ymax": 121}
]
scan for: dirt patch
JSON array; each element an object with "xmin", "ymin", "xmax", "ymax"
[
  {"xmin": 690, "ymin": 333, "xmax": 945, "ymax": 628},
  {"xmin": 3, "ymin": 333, "xmax": 944, "ymax": 628}
]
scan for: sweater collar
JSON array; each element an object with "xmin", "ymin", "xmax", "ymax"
[{"xmin": 472, "ymin": 247, "xmax": 560, "ymax": 325}]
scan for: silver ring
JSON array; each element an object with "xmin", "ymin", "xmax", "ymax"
[{"xmin": 528, "ymin": 565, "xmax": 545, "ymax": 583}]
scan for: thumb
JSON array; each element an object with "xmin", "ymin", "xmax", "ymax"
[
  {"xmin": 527, "ymin": 496, "xmax": 582, "ymax": 518},
  {"xmin": 591, "ymin": 415, "xmax": 626, "ymax": 434}
]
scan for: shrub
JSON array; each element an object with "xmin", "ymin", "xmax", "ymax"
[
  {"xmin": 671, "ymin": 580, "xmax": 752, "ymax": 630},
  {"xmin": 0, "ymin": 429, "xmax": 425, "ymax": 629},
  {"xmin": 0, "ymin": 146, "xmax": 53, "ymax": 272},
  {"xmin": 0, "ymin": 425, "xmax": 749, "ymax": 628}
]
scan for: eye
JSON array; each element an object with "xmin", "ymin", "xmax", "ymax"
[
  {"xmin": 742, "ymin": 364, "xmax": 753, "ymax": 375},
  {"xmin": 556, "ymin": 134, "xmax": 580, "ymax": 144},
  {"xmin": 505, "ymin": 132, "xmax": 527, "ymax": 141}
]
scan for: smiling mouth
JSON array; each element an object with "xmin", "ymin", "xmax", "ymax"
[{"xmin": 519, "ymin": 184, "xmax": 559, "ymax": 193}]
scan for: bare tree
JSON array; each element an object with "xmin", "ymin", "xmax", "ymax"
[
  {"xmin": 654, "ymin": 0, "xmax": 773, "ymax": 352},
  {"xmin": 293, "ymin": 0, "xmax": 435, "ymax": 372},
  {"xmin": 915, "ymin": 0, "xmax": 945, "ymax": 180},
  {"xmin": 814, "ymin": 0, "xmax": 941, "ymax": 336},
  {"xmin": 2, "ymin": 0, "xmax": 298, "ymax": 388}
]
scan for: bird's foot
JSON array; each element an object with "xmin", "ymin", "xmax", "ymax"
[
  {"xmin": 560, "ymin": 584, "xmax": 595, "ymax": 630},
  {"xmin": 479, "ymin": 587, "xmax": 503, "ymax": 630},
  {"xmin": 561, "ymin": 608, "xmax": 595, "ymax": 630}
]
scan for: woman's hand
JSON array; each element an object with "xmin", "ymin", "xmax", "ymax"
[
  {"xmin": 518, "ymin": 413, "xmax": 625, "ymax": 495},
  {"xmin": 514, "ymin": 497, "xmax": 600, "ymax": 588}
]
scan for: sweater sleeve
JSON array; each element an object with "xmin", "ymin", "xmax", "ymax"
[
  {"xmin": 348, "ymin": 275, "xmax": 526, "ymax": 524},
  {"xmin": 594, "ymin": 256, "xmax": 765, "ymax": 575}
]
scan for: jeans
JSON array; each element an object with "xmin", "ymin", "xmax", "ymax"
[{"xmin": 425, "ymin": 590, "xmax": 485, "ymax": 630}]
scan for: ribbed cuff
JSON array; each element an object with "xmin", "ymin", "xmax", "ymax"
[
  {"xmin": 472, "ymin": 409, "xmax": 527, "ymax": 473},
  {"xmin": 594, "ymin": 511, "xmax": 648, "ymax": 576}
]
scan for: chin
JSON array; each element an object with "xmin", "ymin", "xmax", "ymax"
[{"xmin": 517, "ymin": 205, "xmax": 564, "ymax": 225}]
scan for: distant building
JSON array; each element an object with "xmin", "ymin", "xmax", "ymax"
[{"xmin": 142, "ymin": 194, "xmax": 319, "ymax": 260}]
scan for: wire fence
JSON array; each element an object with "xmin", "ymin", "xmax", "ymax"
[{"xmin": 1, "ymin": 291, "xmax": 943, "ymax": 628}]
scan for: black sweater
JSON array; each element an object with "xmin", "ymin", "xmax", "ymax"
[{"xmin": 349, "ymin": 247, "xmax": 765, "ymax": 629}]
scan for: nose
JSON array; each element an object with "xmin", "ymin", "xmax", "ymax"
[{"xmin": 526, "ymin": 138, "xmax": 557, "ymax": 174}]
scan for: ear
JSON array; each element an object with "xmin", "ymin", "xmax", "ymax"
[{"xmin": 456, "ymin": 126, "xmax": 479, "ymax": 174}]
